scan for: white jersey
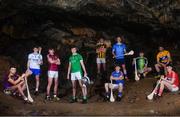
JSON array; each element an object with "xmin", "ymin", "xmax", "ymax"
[{"xmin": 28, "ymin": 53, "xmax": 43, "ymax": 69}]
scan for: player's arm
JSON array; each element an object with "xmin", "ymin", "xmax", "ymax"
[
  {"xmin": 67, "ymin": 62, "xmax": 71, "ymax": 80},
  {"xmin": 110, "ymin": 75, "xmax": 115, "ymax": 81},
  {"xmin": 96, "ymin": 43, "xmax": 100, "ymax": 53},
  {"xmin": 112, "ymin": 45, "xmax": 116, "ymax": 58},
  {"xmin": 8, "ymin": 75, "xmax": 24, "ymax": 85},
  {"xmin": 27, "ymin": 55, "xmax": 31, "ymax": 70},
  {"xmin": 56, "ymin": 58, "xmax": 60, "ymax": 65},
  {"xmin": 162, "ymin": 73, "xmax": 175, "ymax": 84},
  {"xmin": 145, "ymin": 57, "xmax": 148, "ymax": 67},
  {"xmin": 156, "ymin": 54, "xmax": 160, "ymax": 64},
  {"xmin": 162, "ymin": 77, "xmax": 175, "ymax": 84},
  {"xmin": 124, "ymin": 44, "xmax": 127, "ymax": 54},
  {"xmin": 167, "ymin": 51, "xmax": 172, "ymax": 63},
  {"xmin": 124, "ymin": 49, "xmax": 127, "ymax": 54},
  {"xmin": 80, "ymin": 60, "xmax": 87, "ymax": 76},
  {"xmin": 39, "ymin": 55, "xmax": 43, "ymax": 65},
  {"xmin": 96, "ymin": 47, "xmax": 99, "ymax": 53},
  {"xmin": 103, "ymin": 45, "xmax": 107, "ymax": 52},
  {"xmin": 27, "ymin": 60, "xmax": 30, "ymax": 70},
  {"xmin": 117, "ymin": 75, "xmax": 124, "ymax": 80}
]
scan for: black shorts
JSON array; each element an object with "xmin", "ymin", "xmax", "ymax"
[
  {"xmin": 160, "ymin": 62, "xmax": 172, "ymax": 66},
  {"xmin": 115, "ymin": 58, "xmax": 125, "ymax": 66}
]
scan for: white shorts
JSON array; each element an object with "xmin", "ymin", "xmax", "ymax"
[
  {"xmin": 48, "ymin": 71, "xmax": 58, "ymax": 79},
  {"xmin": 71, "ymin": 72, "xmax": 82, "ymax": 81},
  {"xmin": 96, "ymin": 58, "xmax": 106, "ymax": 64},
  {"xmin": 170, "ymin": 85, "xmax": 179, "ymax": 92},
  {"xmin": 111, "ymin": 83, "xmax": 123, "ymax": 89}
]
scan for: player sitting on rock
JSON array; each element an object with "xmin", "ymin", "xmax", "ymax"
[
  {"xmin": 155, "ymin": 66, "xmax": 179, "ymax": 98},
  {"xmin": 104, "ymin": 65, "xmax": 124, "ymax": 101},
  {"xmin": 133, "ymin": 51, "xmax": 152, "ymax": 79},
  {"xmin": 3, "ymin": 67, "xmax": 29, "ymax": 102}
]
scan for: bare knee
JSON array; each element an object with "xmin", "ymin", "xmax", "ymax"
[
  {"xmin": 105, "ymin": 83, "xmax": 109, "ymax": 88},
  {"xmin": 122, "ymin": 65, "xmax": 126, "ymax": 69},
  {"xmin": 118, "ymin": 84, "xmax": 123, "ymax": 89}
]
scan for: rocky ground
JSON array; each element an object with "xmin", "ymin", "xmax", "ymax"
[{"xmin": 1, "ymin": 77, "xmax": 180, "ymax": 116}]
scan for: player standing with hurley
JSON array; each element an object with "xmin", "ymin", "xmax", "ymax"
[
  {"xmin": 96, "ymin": 38, "xmax": 107, "ymax": 74},
  {"xmin": 46, "ymin": 48, "xmax": 60, "ymax": 101},
  {"xmin": 27, "ymin": 46, "xmax": 43, "ymax": 95},
  {"xmin": 112, "ymin": 36, "xmax": 128, "ymax": 80},
  {"xmin": 67, "ymin": 46, "xmax": 88, "ymax": 104}
]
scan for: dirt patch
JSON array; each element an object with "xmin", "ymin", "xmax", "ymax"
[{"xmin": 1, "ymin": 78, "xmax": 180, "ymax": 116}]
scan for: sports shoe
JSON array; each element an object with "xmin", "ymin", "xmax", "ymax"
[
  {"xmin": 82, "ymin": 98, "xmax": 88, "ymax": 104},
  {"xmin": 154, "ymin": 94, "xmax": 162, "ymax": 100},
  {"xmin": 45, "ymin": 96, "xmax": 52, "ymax": 101},
  {"xmin": 118, "ymin": 92, "xmax": 122, "ymax": 98},
  {"xmin": 53, "ymin": 96, "xmax": 60, "ymax": 101},
  {"xmin": 104, "ymin": 93, "xmax": 110, "ymax": 101},
  {"xmin": 34, "ymin": 91, "xmax": 39, "ymax": 96},
  {"xmin": 70, "ymin": 98, "xmax": 78, "ymax": 103},
  {"xmin": 117, "ymin": 97, "xmax": 122, "ymax": 102},
  {"xmin": 4, "ymin": 89, "xmax": 12, "ymax": 95},
  {"xmin": 24, "ymin": 97, "xmax": 31, "ymax": 104}
]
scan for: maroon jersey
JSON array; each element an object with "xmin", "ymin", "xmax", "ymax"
[{"xmin": 47, "ymin": 54, "xmax": 59, "ymax": 71}]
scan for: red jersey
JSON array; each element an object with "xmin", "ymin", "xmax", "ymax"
[
  {"xmin": 47, "ymin": 54, "xmax": 59, "ymax": 71},
  {"xmin": 166, "ymin": 71, "xmax": 179, "ymax": 86}
]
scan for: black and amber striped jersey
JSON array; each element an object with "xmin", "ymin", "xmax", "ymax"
[{"xmin": 96, "ymin": 43, "xmax": 106, "ymax": 58}]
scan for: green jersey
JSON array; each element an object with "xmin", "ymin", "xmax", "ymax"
[
  {"xmin": 69, "ymin": 53, "xmax": 83, "ymax": 73},
  {"xmin": 136, "ymin": 57, "xmax": 148, "ymax": 71}
]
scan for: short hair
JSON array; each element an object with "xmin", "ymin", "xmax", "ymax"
[
  {"xmin": 115, "ymin": 64, "xmax": 120, "ymax": 68},
  {"xmin": 167, "ymin": 65, "xmax": 173, "ymax": 69},
  {"xmin": 49, "ymin": 48, "xmax": 54, "ymax": 50},
  {"xmin": 139, "ymin": 51, "xmax": 144, "ymax": 54},
  {"xmin": 71, "ymin": 45, "xmax": 78, "ymax": 49},
  {"xmin": 33, "ymin": 46, "xmax": 39, "ymax": 49},
  {"xmin": 159, "ymin": 45, "xmax": 164, "ymax": 48}
]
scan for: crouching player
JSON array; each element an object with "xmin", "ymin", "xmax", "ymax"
[
  {"xmin": 3, "ymin": 67, "xmax": 28, "ymax": 102},
  {"xmin": 133, "ymin": 51, "xmax": 152, "ymax": 78},
  {"xmin": 104, "ymin": 65, "xmax": 124, "ymax": 101},
  {"xmin": 155, "ymin": 66, "xmax": 179, "ymax": 97}
]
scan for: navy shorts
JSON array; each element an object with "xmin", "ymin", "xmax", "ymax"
[{"xmin": 115, "ymin": 58, "xmax": 125, "ymax": 66}]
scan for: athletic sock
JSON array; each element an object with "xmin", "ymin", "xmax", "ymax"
[
  {"xmin": 72, "ymin": 96, "xmax": 76, "ymax": 100},
  {"xmin": 24, "ymin": 97, "xmax": 28, "ymax": 101},
  {"xmin": 158, "ymin": 89, "xmax": 163, "ymax": 96},
  {"xmin": 35, "ymin": 88, "xmax": 38, "ymax": 92},
  {"xmin": 106, "ymin": 92, "xmax": 110, "ymax": 97},
  {"xmin": 154, "ymin": 89, "xmax": 158, "ymax": 95},
  {"xmin": 83, "ymin": 96, "xmax": 87, "ymax": 100},
  {"xmin": 118, "ymin": 92, "xmax": 122, "ymax": 97},
  {"xmin": 53, "ymin": 95, "xmax": 57, "ymax": 98}
]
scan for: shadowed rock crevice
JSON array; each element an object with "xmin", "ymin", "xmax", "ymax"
[{"xmin": 0, "ymin": 0, "xmax": 180, "ymax": 70}]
